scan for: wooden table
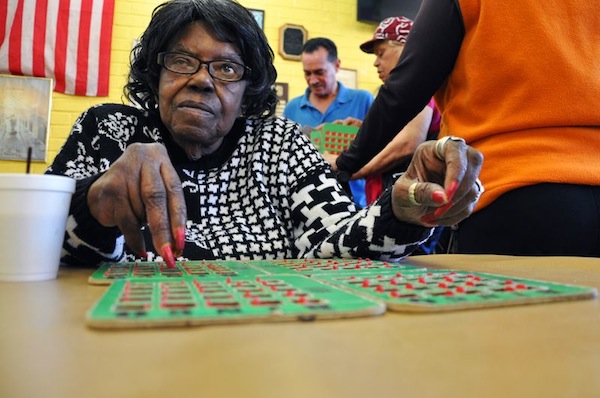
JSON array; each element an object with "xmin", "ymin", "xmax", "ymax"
[{"xmin": 1, "ymin": 255, "xmax": 599, "ymax": 398}]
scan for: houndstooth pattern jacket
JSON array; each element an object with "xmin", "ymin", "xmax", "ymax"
[{"xmin": 47, "ymin": 104, "xmax": 431, "ymax": 267}]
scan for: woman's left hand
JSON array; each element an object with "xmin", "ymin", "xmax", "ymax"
[{"xmin": 391, "ymin": 137, "xmax": 484, "ymax": 226}]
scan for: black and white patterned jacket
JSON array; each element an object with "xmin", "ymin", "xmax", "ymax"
[{"xmin": 47, "ymin": 104, "xmax": 431, "ymax": 266}]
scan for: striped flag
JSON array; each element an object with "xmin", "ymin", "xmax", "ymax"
[{"xmin": 0, "ymin": 0, "xmax": 115, "ymax": 97}]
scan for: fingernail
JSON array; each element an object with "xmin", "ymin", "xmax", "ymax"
[
  {"xmin": 432, "ymin": 191, "xmax": 447, "ymax": 204},
  {"xmin": 434, "ymin": 201, "xmax": 453, "ymax": 218},
  {"xmin": 420, "ymin": 214, "xmax": 438, "ymax": 225},
  {"xmin": 446, "ymin": 181, "xmax": 459, "ymax": 201},
  {"xmin": 139, "ymin": 250, "xmax": 148, "ymax": 260},
  {"xmin": 161, "ymin": 244, "xmax": 176, "ymax": 269},
  {"xmin": 175, "ymin": 226, "xmax": 186, "ymax": 253}
]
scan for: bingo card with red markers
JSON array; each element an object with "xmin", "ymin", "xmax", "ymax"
[
  {"xmin": 85, "ymin": 259, "xmax": 597, "ymax": 329},
  {"xmin": 314, "ymin": 269, "xmax": 597, "ymax": 312},
  {"xmin": 87, "ymin": 258, "xmax": 424, "ymax": 284},
  {"xmin": 86, "ymin": 274, "xmax": 385, "ymax": 329}
]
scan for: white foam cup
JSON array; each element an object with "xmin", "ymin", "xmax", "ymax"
[{"xmin": 0, "ymin": 173, "xmax": 76, "ymax": 282}]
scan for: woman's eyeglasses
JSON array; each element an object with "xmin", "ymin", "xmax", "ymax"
[{"xmin": 157, "ymin": 52, "xmax": 250, "ymax": 82}]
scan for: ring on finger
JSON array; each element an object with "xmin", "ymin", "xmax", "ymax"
[
  {"xmin": 408, "ymin": 181, "xmax": 421, "ymax": 206},
  {"xmin": 472, "ymin": 178, "xmax": 484, "ymax": 202},
  {"xmin": 435, "ymin": 136, "xmax": 466, "ymax": 161},
  {"xmin": 475, "ymin": 178, "xmax": 484, "ymax": 194}
]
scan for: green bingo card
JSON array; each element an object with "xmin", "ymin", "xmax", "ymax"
[
  {"xmin": 86, "ymin": 275, "xmax": 385, "ymax": 329},
  {"xmin": 246, "ymin": 258, "xmax": 425, "ymax": 276},
  {"xmin": 309, "ymin": 123, "xmax": 358, "ymax": 154},
  {"xmin": 315, "ymin": 269, "xmax": 597, "ymax": 313},
  {"xmin": 88, "ymin": 258, "xmax": 424, "ymax": 285},
  {"xmin": 88, "ymin": 260, "xmax": 268, "ymax": 285}
]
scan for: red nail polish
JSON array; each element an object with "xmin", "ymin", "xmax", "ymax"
[
  {"xmin": 175, "ymin": 226, "xmax": 186, "ymax": 252},
  {"xmin": 161, "ymin": 244, "xmax": 176, "ymax": 269},
  {"xmin": 139, "ymin": 250, "xmax": 148, "ymax": 260},
  {"xmin": 420, "ymin": 214, "xmax": 438, "ymax": 225},
  {"xmin": 446, "ymin": 181, "xmax": 459, "ymax": 201},
  {"xmin": 432, "ymin": 191, "xmax": 447, "ymax": 204},
  {"xmin": 434, "ymin": 202, "xmax": 453, "ymax": 218}
]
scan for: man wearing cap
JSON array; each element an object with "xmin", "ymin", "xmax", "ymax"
[
  {"xmin": 283, "ymin": 37, "xmax": 374, "ymax": 207},
  {"xmin": 325, "ymin": 16, "xmax": 444, "ymax": 254},
  {"xmin": 328, "ymin": 17, "xmax": 440, "ymax": 206}
]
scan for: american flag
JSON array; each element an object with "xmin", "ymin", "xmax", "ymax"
[{"xmin": 0, "ymin": 0, "xmax": 115, "ymax": 96}]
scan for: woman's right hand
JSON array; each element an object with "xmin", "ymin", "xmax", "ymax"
[
  {"xmin": 87, "ymin": 143, "xmax": 187, "ymax": 267},
  {"xmin": 390, "ymin": 137, "xmax": 484, "ymax": 227}
]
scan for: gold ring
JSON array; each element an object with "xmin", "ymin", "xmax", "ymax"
[{"xmin": 408, "ymin": 181, "xmax": 421, "ymax": 206}]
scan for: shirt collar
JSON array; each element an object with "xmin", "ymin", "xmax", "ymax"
[{"xmin": 300, "ymin": 81, "xmax": 349, "ymax": 108}]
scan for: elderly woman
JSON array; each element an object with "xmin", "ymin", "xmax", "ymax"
[{"xmin": 47, "ymin": 0, "xmax": 482, "ymax": 269}]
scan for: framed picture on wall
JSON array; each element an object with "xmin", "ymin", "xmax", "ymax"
[
  {"xmin": 274, "ymin": 82, "xmax": 289, "ymax": 116},
  {"xmin": 0, "ymin": 74, "xmax": 53, "ymax": 162},
  {"xmin": 249, "ymin": 9, "xmax": 264, "ymax": 30},
  {"xmin": 278, "ymin": 24, "xmax": 307, "ymax": 61}
]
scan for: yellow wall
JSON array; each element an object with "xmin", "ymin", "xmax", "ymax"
[{"xmin": 0, "ymin": 0, "xmax": 380, "ymax": 174}]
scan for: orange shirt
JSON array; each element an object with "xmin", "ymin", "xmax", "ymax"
[{"xmin": 435, "ymin": 0, "xmax": 600, "ymax": 211}]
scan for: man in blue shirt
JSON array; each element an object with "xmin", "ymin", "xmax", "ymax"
[{"xmin": 283, "ymin": 38, "xmax": 374, "ymax": 207}]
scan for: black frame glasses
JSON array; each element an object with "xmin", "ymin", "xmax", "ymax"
[{"xmin": 157, "ymin": 52, "xmax": 250, "ymax": 82}]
